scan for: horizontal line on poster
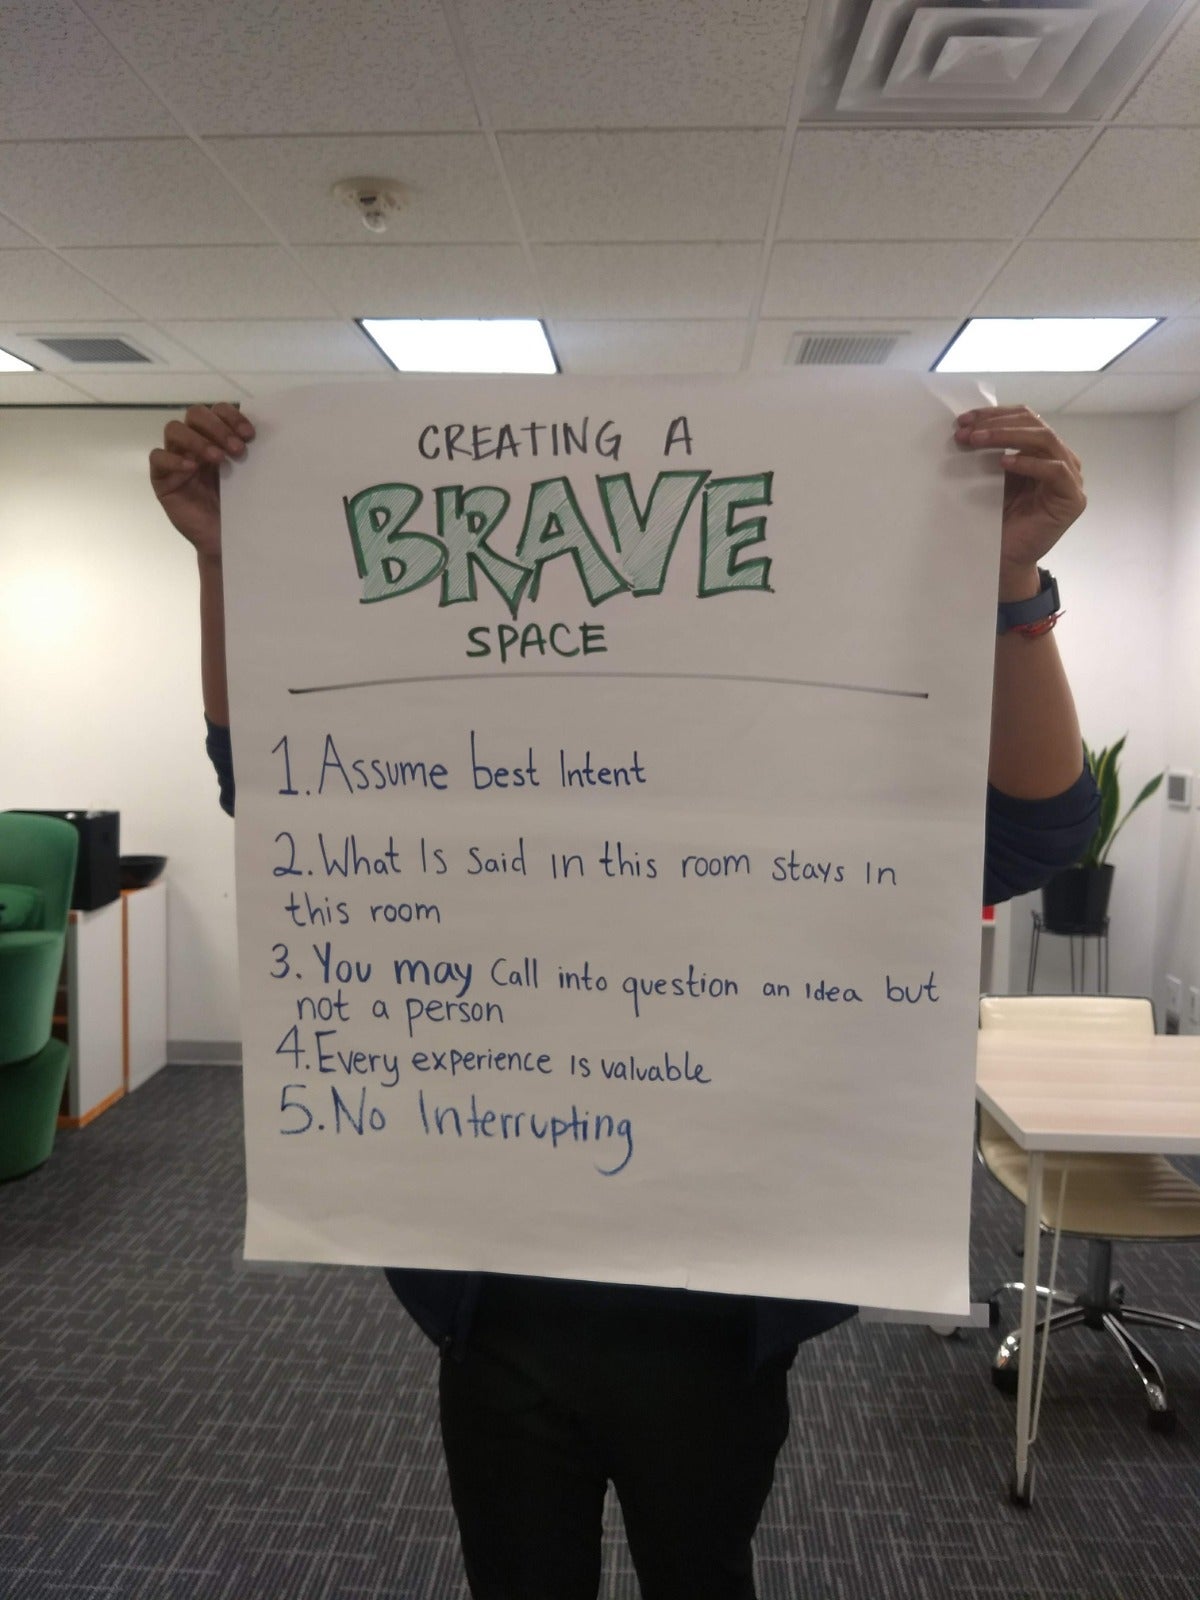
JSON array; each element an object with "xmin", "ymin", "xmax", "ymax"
[{"xmin": 288, "ymin": 671, "xmax": 930, "ymax": 701}]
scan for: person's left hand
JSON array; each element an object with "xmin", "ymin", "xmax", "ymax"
[{"xmin": 955, "ymin": 404, "xmax": 1086, "ymax": 598}]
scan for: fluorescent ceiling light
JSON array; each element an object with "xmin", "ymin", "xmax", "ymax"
[
  {"xmin": 935, "ymin": 317, "xmax": 1159, "ymax": 373},
  {"xmin": 0, "ymin": 346, "xmax": 37, "ymax": 373},
  {"xmin": 360, "ymin": 318, "xmax": 558, "ymax": 374}
]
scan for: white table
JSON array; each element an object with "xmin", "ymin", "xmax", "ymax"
[{"xmin": 975, "ymin": 1030, "xmax": 1200, "ymax": 1504}]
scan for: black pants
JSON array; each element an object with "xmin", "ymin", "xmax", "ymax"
[{"xmin": 438, "ymin": 1277, "xmax": 796, "ymax": 1600}]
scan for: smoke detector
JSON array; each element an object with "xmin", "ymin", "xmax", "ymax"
[{"xmin": 331, "ymin": 178, "xmax": 405, "ymax": 235}]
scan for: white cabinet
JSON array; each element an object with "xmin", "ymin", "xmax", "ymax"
[
  {"xmin": 124, "ymin": 879, "xmax": 168, "ymax": 1091},
  {"xmin": 58, "ymin": 879, "xmax": 168, "ymax": 1125},
  {"xmin": 62, "ymin": 899, "xmax": 123, "ymax": 1124}
]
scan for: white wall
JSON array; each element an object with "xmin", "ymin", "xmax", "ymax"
[
  {"xmin": 1005, "ymin": 412, "xmax": 1172, "ymax": 1005},
  {"xmin": 0, "ymin": 404, "xmax": 1180, "ymax": 1050},
  {"xmin": 1156, "ymin": 397, "xmax": 1200, "ymax": 1032},
  {"xmin": 0, "ymin": 408, "xmax": 239, "ymax": 1050}
]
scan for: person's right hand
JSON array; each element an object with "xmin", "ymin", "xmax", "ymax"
[{"xmin": 149, "ymin": 402, "xmax": 255, "ymax": 562}]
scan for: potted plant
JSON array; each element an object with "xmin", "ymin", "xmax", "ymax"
[{"xmin": 1041, "ymin": 736, "xmax": 1163, "ymax": 933}]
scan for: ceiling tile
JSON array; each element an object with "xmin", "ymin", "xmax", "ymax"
[
  {"xmin": 501, "ymin": 131, "xmax": 780, "ymax": 242},
  {"xmin": 1033, "ymin": 130, "xmax": 1200, "ymax": 239},
  {"xmin": 535, "ymin": 244, "xmax": 760, "ymax": 318},
  {"xmin": 83, "ymin": 0, "xmax": 477, "ymax": 134},
  {"xmin": 779, "ymin": 129, "xmax": 1092, "ymax": 241},
  {"xmin": 0, "ymin": 0, "xmax": 177, "ymax": 138},
  {"xmin": 0, "ymin": 141, "xmax": 273, "ymax": 247},
  {"xmin": 763, "ymin": 242, "xmax": 1005, "ymax": 319},
  {"xmin": 749, "ymin": 319, "xmax": 960, "ymax": 372},
  {"xmin": 456, "ymin": 0, "xmax": 807, "ymax": 127},
  {"xmin": 550, "ymin": 320, "xmax": 746, "ymax": 374},
  {"xmin": 1111, "ymin": 316, "xmax": 1200, "ymax": 372},
  {"xmin": 977, "ymin": 241, "xmax": 1200, "ymax": 316},
  {"xmin": 293, "ymin": 245, "xmax": 537, "ymax": 316},
  {"xmin": 0, "ymin": 252, "xmax": 130, "ymax": 319},
  {"xmin": 59, "ymin": 372, "xmax": 239, "ymax": 404},
  {"xmin": 0, "ymin": 372, "xmax": 93, "ymax": 404},
  {"xmin": 159, "ymin": 321, "xmax": 389, "ymax": 373},
  {"xmin": 60, "ymin": 247, "xmax": 333, "ymax": 319},
  {"xmin": 1116, "ymin": 7, "xmax": 1200, "ymax": 124},
  {"xmin": 1065, "ymin": 373, "xmax": 1200, "ymax": 413},
  {"xmin": 0, "ymin": 213, "xmax": 38, "ymax": 248},
  {"xmin": 211, "ymin": 135, "xmax": 514, "ymax": 244}
]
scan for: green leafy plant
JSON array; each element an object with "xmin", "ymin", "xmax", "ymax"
[{"xmin": 1080, "ymin": 736, "xmax": 1164, "ymax": 869}]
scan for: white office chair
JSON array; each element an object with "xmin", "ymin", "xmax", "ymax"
[{"xmin": 979, "ymin": 994, "xmax": 1200, "ymax": 1432}]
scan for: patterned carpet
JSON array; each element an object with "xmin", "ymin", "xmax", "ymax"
[{"xmin": 2, "ymin": 1065, "xmax": 1199, "ymax": 1599}]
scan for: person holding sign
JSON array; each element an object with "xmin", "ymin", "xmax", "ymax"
[{"xmin": 153, "ymin": 398, "xmax": 1097, "ymax": 1600}]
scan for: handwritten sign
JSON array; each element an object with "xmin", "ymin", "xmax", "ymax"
[{"xmin": 223, "ymin": 372, "xmax": 998, "ymax": 1314}]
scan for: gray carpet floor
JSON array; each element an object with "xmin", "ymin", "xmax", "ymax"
[{"xmin": 2, "ymin": 1065, "xmax": 1199, "ymax": 1599}]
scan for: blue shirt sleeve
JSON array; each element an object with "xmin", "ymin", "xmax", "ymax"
[
  {"xmin": 983, "ymin": 760, "xmax": 1100, "ymax": 905},
  {"xmin": 205, "ymin": 717, "xmax": 235, "ymax": 817}
]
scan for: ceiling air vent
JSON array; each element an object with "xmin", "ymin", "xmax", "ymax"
[
  {"xmin": 800, "ymin": 0, "xmax": 1192, "ymax": 121},
  {"xmin": 35, "ymin": 335, "xmax": 151, "ymax": 364},
  {"xmin": 789, "ymin": 332, "xmax": 901, "ymax": 366}
]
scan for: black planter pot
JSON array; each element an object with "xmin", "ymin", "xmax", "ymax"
[{"xmin": 1041, "ymin": 865, "xmax": 1114, "ymax": 934}]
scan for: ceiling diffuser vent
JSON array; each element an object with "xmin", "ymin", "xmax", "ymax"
[
  {"xmin": 789, "ymin": 332, "xmax": 901, "ymax": 366},
  {"xmin": 35, "ymin": 335, "xmax": 152, "ymax": 364},
  {"xmin": 800, "ymin": 0, "xmax": 1192, "ymax": 121}
]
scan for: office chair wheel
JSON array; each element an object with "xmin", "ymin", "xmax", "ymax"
[
  {"xmin": 1148, "ymin": 1407, "xmax": 1176, "ymax": 1435},
  {"xmin": 992, "ymin": 1364, "xmax": 1019, "ymax": 1396},
  {"xmin": 1008, "ymin": 1462, "xmax": 1035, "ymax": 1508}
]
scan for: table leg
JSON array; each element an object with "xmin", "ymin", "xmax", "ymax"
[{"xmin": 1013, "ymin": 1151, "xmax": 1044, "ymax": 1506}]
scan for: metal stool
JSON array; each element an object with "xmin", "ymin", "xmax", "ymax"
[{"xmin": 1027, "ymin": 910, "xmax": 1109, "ymax": 994}]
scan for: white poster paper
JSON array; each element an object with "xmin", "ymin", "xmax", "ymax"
[{"xmin": 223, "ymin": 372, "xmax": 999, "ymax": 1315}]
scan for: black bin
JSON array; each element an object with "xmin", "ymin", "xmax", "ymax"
[{"xmin": 24, "ymin": 810, "xmax": 121, "ymax": 911}]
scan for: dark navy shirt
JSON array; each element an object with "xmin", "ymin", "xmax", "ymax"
[{"xmin": 205, "ymin": 718, "xmax": 1099, "ymax": 1363}]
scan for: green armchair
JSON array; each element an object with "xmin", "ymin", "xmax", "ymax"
[{"xmin": 0, "ymin": 813, "xmax": 78, "ymax": 1178}]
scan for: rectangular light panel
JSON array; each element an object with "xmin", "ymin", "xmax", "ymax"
[
  {"xmin": 360, "ymin": 319, "xmax": 558, "ymax": 375},
  {"xmin": 935, "ymin": 317, "xmax": 1160, "ymax": 373},
  {"xmin": 0, "ymin": 346, "xmax": 37, "ymax": 373}
]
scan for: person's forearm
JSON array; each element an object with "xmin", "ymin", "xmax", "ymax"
[
  {"xmin": 988, "ymin": 561, "xmax": 1082, "ymax": 799},
  {"xmin": 198, "ymin": 553, "xmax": 229, "ymax": 725}
]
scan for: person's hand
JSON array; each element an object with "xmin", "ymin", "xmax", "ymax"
[
  {"xmin": 954, "ymin": 404, "xmax": 1085, "ymax": 598},
  {"xmin": 149, "ymin": 402, "xmax": 255, "ymax": 563}
]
